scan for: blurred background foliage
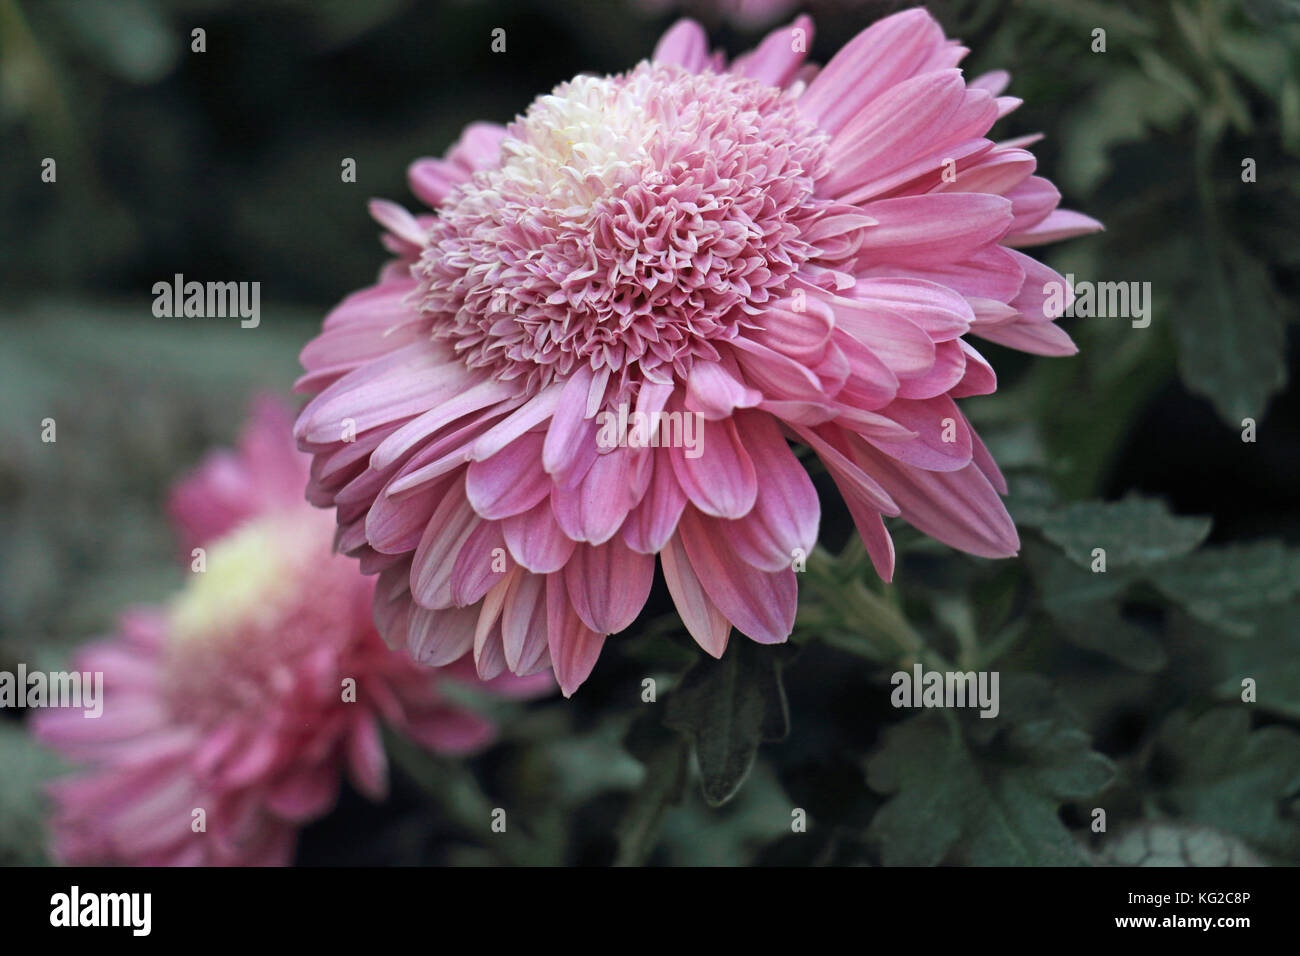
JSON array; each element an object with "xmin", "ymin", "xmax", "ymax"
[{"xmin": 1, "ymin": 0, "xmax": 1298, "ymax": 866}]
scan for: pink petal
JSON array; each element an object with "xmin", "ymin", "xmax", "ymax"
[
  {"xmin": 345, "ymin": 717, "xmax": 389, "ymax": 801},
  {"xmin": 410, "ymin": 474, "xmax": 481, "ymax": 608},
  {"xmin": 735, "ymin": 16, "xmax": 814, "ymax": 88},
  {"xmin": 676, "ymin": 508, "xmax": 797, "ymax": 645},
  {"xmin": 450, "ymin": 519, "xmax": 511, "ymax": 607},
  {"xmin": 466, "ymin": 430, "xmax": 550, "ymax": 520},
  {"xmin": 502, "ymin": 498, "xmax": 576, "ymax": 573},
  {"xmin": 724, "ymin": 412, "xmax": 819, "ymax": 572},
  {"xmin": 669, "ymin": 414, "xmax": 758, "ymax": 519},
  {"xmin": 653, "ymin": 19, "xmax": 709, "ymax": 71},
  {"xmin": 827, "ymin": 298, "xmax": 936, "ymax": 379},
  {"xmin": 661, "ymin": 533, "xmax": 731, "ymax": 657},
  {"xmin": 846, "ymin": 277, "xmax": 973, "ymax": 342},
  {"xmin": 546, "ymin": 574, "xmax": 607, "ymax": 696},
  {"xmin": 266, "ymin": 762, "xmax": 340, "ymax": 821},
  {"xmin": 543, "ymin": 365, "xmax": 599, "ymax": 489},
  {"xmin": 501, "ymin": 571, "xmax": 550, "ymax": 674},
  {"xmin": 621, "ymin": 448, "xmax": 689, "ymax": 554},
  {"xmin": 973, "ymin": 318, "xmax": 1078, "ymax": 356},
  {"xmin": 296, "ymin": 343, "xmax": 470, "ymax": 446},
  {"xmin": 407, "ymin": 604, "xmax": 478, "ymax": 665},
  {"xmin": 854, "ymin": 194, "xmax": 1013, "ymax": 269},
  {"xmin": 564, "ymin": 538, "xmax": 655, "ymax": 634},
  {"xmin": 865, "ymin": 394, "xmax": 972, "ymax": 472},
  {"xmin": 850, "ymin": 438, "xmax": 1019, "ymax": 558},
  {"xmin": 799, "ymin": 9, "xmax": 948, "ymax": 135},
  {"xmin": 1005, "ymin": 208, "xmax": 1104, "ymax": 247},
  {"xmin": 895, "ymin": 338, "xmax": 967, "ymax": 400},
  {"xmin": 551, "ymin": 446, "xmax": 642, "ymax": 544},
  {"xmin": 686, "ymin": 360, "xmax": 763, "ymax": 420}
]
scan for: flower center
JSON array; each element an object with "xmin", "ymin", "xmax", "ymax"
[
  {"xmin": 167, "ymin": 515, "xmax": 318, "ymax": 649},
  {"xmin": 415, "ymin": 62, "xmax": 831, "ymax": 401}
]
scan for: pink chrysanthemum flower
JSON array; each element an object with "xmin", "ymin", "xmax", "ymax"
[
  {"xmin": 33, "ymin": 398, "xmax": 548, "ymax": 866},
  {"xmin": 294, "ymin": 9, "xmax": 1101, "ymax": 696}
]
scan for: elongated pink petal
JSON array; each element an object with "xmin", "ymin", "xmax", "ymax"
[
  {"xmin": 450, "ymin": 519, "xmax": 511, "ymax": 607},
  {"xmin": 669, "ymin": 413, "xmax": 758, "ymax": 519},
  {"xmin": 653, "ymin": 19, "xmax": 709, "ymax": 71},
  {"xmin": 661, "ymin": 533, "xmax": 731, "ymax": 657},
  {"xmin": 865, "ymin": 394, "xmax": 972, "ymax": 472},
  {"xmin": 800, "ymin": 9, "xmax": 948, "ymax": 135},
  {"xmin": 501, "ymin": 571, "xmax": 550, "ymax": 674},
  {"xmin": 855, "ymin": 194, "xmax": 1013, "ymax": 269},
  {"xmin": 411, "ymin": 475, "xmax": 481, "ymax": 609},
  {"xmin": 827, "ymin": 298, "xmax": 936, "ymax": 379},
  {"xmin": 850, "ymin": 438, "xmax": 1019, "ymax": 558},
  {"xmin": 407, "ymin": 604, "xmax": 478, "ymax": 665},
  {"xmin": 345, "ymin": 717, "xmax": 388, "ymax": 801},
  {"xmin": 621, "ymin": 449, "xmax": 688, "ymax": 554},
  {"xmin": 973, "ymin": 318, "xmax": 1078, "ymax": 356},
  {"xmin": 503, "ymin": 498, "xmax": 576, "ymax": 573},
  {"xmin": 564, "ymin": 538, "xmax": 655, "ymax": 634},
  {"xmin": 1005, "ymin": 208, "xmax": 1104, "ymax": 247},
  {"xmin": 724, "ymin": 412, "xmax": 819, "ymax": 571},
  {"xmin": 546, "ymin": 575, "xmax": 606, "ymax": 697},
  {"xmin": 686, "ymin": 360, "xmax": 763, "ymax": 419},
  {"xmin": 676, "ymin": 509, "xmax": 797, "ymax": 644},
  {"xmin": 465, "ymin": 430, "xmax": 550, "ymax": 520}
]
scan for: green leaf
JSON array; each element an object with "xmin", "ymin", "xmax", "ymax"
[
  {"xmin": 1151, "ymin": 708, "xmax": 1300, "ymax": 862},
  {"xmin": 1038, "ymin": 498, "xmax": 1211, "ymax": 570},
  {"xmin": 1004, "ymin": 474, "xmax": 1060, "ymax": 529},
  {"xmin": 1173, "ymin": 246, "xmax": 1288, "ymax": 426},
  {"xmin": 1025, "ymin": 542, "xmax": 1166, "ymax": 671},
  {"xmin": 1207, "ymin": 601, "xmax": 1300, "ymax": 719},
  {"xmin": 1052, "ymin": 601, "xmax": 1167, "ymax": 672},
  {"xmin": 664, "ymin": 641, "xmax": 793, "ymax": 807},
  {"xmin": 657, "ymin": 761, "xmax": 796, "ymax": 866},
  {"xmin": 866, "ymin": 677, "xmax": 1115, "ymax": 865},
  {"xmin": 1154, "ymin": 540, "xmax": 1300, "ymax": 635},
  {"xmin": 1062, "ymin": 71, "xmax": 1190, "ymax": 191}
]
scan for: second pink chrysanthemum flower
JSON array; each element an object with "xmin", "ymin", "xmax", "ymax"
[
  {"xmin": 34, "ymin": 400, "xmax": 549, "ymax": 865},
  {"xmin": 295, "ymin": 9, "xmax": 1101, "ymax": 695}
]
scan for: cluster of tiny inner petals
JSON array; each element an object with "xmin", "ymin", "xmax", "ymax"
[
  {"xmin": 415, "ymin": 61, "xmax": 833, "ymax": 401},
  {"xmin": 160, "ymin": 512, "xmax": 360, "ymax": 724}
]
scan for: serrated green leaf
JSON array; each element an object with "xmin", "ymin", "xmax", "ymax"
[
  {"xmin": 1063, "ymin": 71, "xmax": 1190, "ymax": 191},
  {"xmin": 1039, "ymin": 497, "xmax": 1211, "ymax": 570},
  {"xmin": 1024, "ymin": 542, "xmax": 1166, "ymax": 671},
  {"xmin": 1173, "ymin": 246, "xmax": 1288, "ymax": 425},
  {"xmin": 1151, "ymin": 708, "xmax": 1300, "ymax": 861},
  {"xmin": 1154, "ymin": 540, "xmax": 1300, "ymax": 635},
  {"xmin": 1207, "ymin": 600, "xmax": 1300, "ymax": 719},
  {"xmin": 866, "ymin": 677, "xmax": 1114, "ymax": 865}
]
